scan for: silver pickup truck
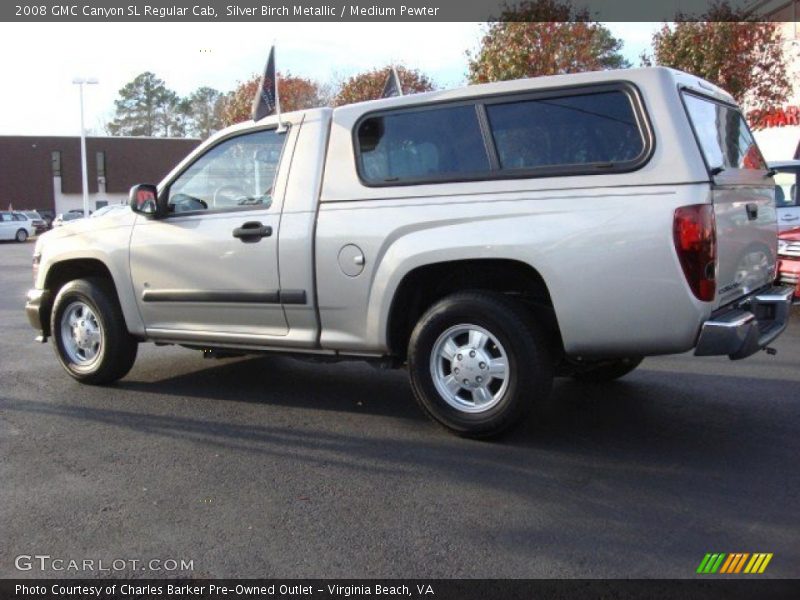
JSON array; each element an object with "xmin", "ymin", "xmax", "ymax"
[{"xmin": 26, "ymin": 67, "xmax": 792, "ymax": 437}]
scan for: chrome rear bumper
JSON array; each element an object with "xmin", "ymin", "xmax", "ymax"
[{"xmin": 695, "ymin": 286, "xmax": 793, "ymax": 360}]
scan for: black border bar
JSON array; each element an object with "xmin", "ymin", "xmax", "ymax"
[
  {"xmin": 2, "ymin": 0, "xmax": 797, "ymax": 22},
  {"xmin": 1, "ymin": 579, "xmax": 799, "ymax": 600}
]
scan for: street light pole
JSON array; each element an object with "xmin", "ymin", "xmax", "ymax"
[{"xmin": 72, "ymin": 77, "xmax": 98, "ymax": 218}]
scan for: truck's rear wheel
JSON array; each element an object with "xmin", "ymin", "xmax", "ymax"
[
  {"xmin": 51, "ymin": 278, "xmax": 138, "ymax": 384},
  {"xmin": 408, "ymin": 292, "xmax": 552, "ymax": 438},
  {"xmin": 571, "ymin": 357, "xmax": 642, "ymax": 382}
]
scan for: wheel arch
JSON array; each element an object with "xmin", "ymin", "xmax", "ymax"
[
  {"xmin": 385, "ymin": 258, "xmax": 563, "ymax": 361},
  {"xmin": 41, "ymin": 258, "xmax": 135, "ymax": 338}
]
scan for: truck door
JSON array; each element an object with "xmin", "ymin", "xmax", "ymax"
[{"xmin": 129, "ymin": 125, "xmax": 296, "ymax": 342}]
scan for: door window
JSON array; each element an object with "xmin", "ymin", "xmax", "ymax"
[{"xmin": 168, "ymin": 129, "xmax": 286, "ymax": 214}]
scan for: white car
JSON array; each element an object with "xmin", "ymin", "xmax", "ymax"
[
  {"xmin": 772, "ymin": 160, "xmax": 799, "ymax": 231},
  {"xmin": 0, "ymin": 211, "xmax": 35, "ymax": 242}
]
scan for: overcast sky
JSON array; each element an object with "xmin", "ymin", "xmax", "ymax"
[{"xmin": 0, "ymin": 22, "xmax": 659, "ymax": 136}]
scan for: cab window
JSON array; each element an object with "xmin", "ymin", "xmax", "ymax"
[{"xmin": 167, "ymin": 129, "xmax": 286, "ymax": 214}]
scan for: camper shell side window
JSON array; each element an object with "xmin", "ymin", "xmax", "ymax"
[{"xmin": 354, "ymin": 82, "xmax": 654, "ymax": 187}]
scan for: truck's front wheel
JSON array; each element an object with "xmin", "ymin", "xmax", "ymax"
[
  {"xmin": 408, "ymin": 292, "xmax": 552, "ymax": 438},
  {"xmin": 51, "ymin": 278, "xmax": 138, "ymax": 384}
]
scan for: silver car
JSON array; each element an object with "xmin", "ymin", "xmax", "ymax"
[
  {"xmin": 0, "ymin": 211, "xmax": 35, "ymax": 242},
  {"xmin": 772, "ymin": 160, "xmax": 800, "ymax": 231}
]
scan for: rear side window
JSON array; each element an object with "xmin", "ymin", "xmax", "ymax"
[
  {"xmin": 356, "ymin": 105, "xmax": 489, "ymax": 184},
  {"xmin": 355, "ymin": 84, "xmax": 652, "ymax": 186},
  {"xmin": 485, "ymin": 91, "xmax": 646, "ymax": 170},
  {"xmin": 682, "ymin": 92, "xmax": 766, "ymax": 171}
]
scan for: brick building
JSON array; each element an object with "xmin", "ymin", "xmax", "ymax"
[{"xmin": 0, "ymin": 136, "xmax": 200, "ymax": 215}]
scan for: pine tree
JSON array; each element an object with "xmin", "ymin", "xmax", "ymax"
[{"xmin": 107, "ymin": 72, "xmax": 184, "ymax": 137}]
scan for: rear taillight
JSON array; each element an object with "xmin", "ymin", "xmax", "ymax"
[{"xmin": 673, "ymin": 204, "xmax": 716, "ymax": 302}]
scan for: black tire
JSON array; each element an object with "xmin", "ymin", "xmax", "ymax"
[
  {"xmin": 15, "ymin": 229, "xmax": 28, "ymax": 242},
  {"xmin": 408, "ymin": 291, "xmax": 553, "ymax": 438},
  {"xmin": 571, "ymin": 357, "xmax": 642, "ymax": 383},
  {"xmin": 50, "ymin": 277, "xmax": 138, "ymax": 384}
]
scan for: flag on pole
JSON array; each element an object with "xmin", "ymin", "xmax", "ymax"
[
  {"xmin": 252, "ymin": 46, "xmax": 277, "ymax": 121},
  {"xmin": 382, "ymin": 66, "xmax": 404, "ymax": 98}
]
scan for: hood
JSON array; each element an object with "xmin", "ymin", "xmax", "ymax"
[{"xmin": 40, "ymin": 210, "xmax": 136, "ymax": 242}]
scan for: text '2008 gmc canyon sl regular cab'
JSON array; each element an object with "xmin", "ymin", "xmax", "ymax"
[{"xmin": 26, "ymin": 67, "xmax": 793, "ymax": 437}]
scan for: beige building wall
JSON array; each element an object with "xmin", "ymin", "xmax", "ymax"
[{"xmin": 752, "ymin": 4, "xmax": 800, "ymax": 160}]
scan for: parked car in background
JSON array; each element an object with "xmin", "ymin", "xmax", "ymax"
[
  {"xmin": 21, "ymin": 210, "xmax": 47, "ymax": 234},
  {"xmin": 13, "ymin": 212, "xmax": 39, "ymax": 237},
  {"xmin": 36, "ymin": 210, "xmax": 55, "ymax": 229},
  {"xmin": 772, "ymin": 160, "xmax": 799, "ymax": 231},
  {"xmin": 53, "ymin": 212, "xmax": 87, "ymax": 227},
  {"xmin": 777, "ymin": 226, "xmax": 800, "ymax": 301},
  {"xmin": 90, "ymin": 205, "xmax": 129, "ymax": 218},
  {"xmin": 0, "ymin": 210, "xmax": 35, "ymax": 242}
]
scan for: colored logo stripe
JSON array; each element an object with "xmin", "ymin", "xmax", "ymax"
[
  {"xmin": 744, "ymin": 553, "xmax": 773, "ymax": 574},
  {"xmin": 734, "ymin": 553, "xmax": 750, "ymax": 573},
  {"xmin": 719, "ymin": 554, "xmax": 736, "ymax": 573},
  {"xmin": 698, "ymin": 553, "xmax": 772, "ymax": 574},
  {"xmin": 719, "ymin": 553, "xmax": 750, "ymax": 573},
  {"xmin": 697, "ymin": 553, "xmax": 726, "ymax": 573}
]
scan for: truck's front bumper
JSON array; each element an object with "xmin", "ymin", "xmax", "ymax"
[
  {"xmin": 25, "ymin": 288, "xmax": 51, "ymax": 343},
  {"xmin": 695, "ymin": 285, "xmax": 793, "ymax": 360}
]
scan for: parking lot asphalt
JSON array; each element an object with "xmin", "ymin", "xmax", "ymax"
[{"xmin": 1, "ymin": 239, "xmax": 799, "ymax": 579}]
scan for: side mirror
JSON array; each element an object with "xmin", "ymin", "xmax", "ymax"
[{"xmin": 129, "ymin": 184, "xmax": 160, "ymax": 217}]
